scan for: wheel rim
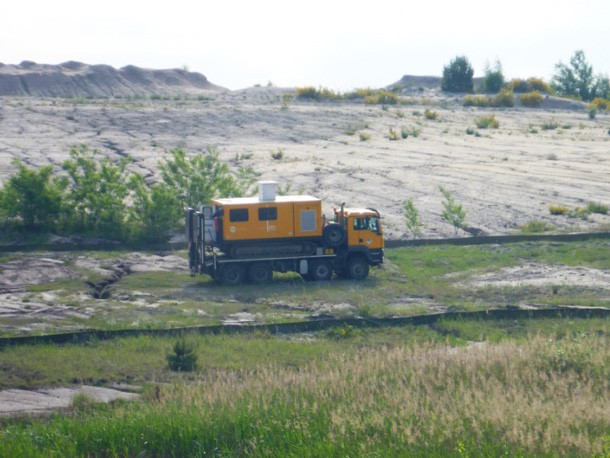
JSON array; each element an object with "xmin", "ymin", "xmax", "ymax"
[{"xmin": 327, "ymin": 229, "xmax": 341, "ymax": 243}]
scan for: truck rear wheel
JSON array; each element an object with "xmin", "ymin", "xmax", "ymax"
[
  {"xmin": 323, "ymin": 223, "xmax": 346, "ymax": 248},
  {"xmin": 220, "ymin": 264, "xmax": 245, "ymax": 285},
  {"xmin": 347, "ymin": 256, "xmax": 369, "ymax": 280},
  {"xmin": 247, "ymin": 262, "xmax": 273, "ymax": 284},
  {"xmin": 309, "ymin": 259, "xmax": 333, "ymax": 281}
]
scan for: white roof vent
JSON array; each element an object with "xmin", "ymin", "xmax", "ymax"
[{"xmin": 258, "ymin": 181, "xmax": 277, "ymax": 201}]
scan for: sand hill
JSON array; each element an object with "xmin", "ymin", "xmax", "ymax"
[{"xmin": 0, "ymin": 61, "xmax": 223, "ymax": 98}]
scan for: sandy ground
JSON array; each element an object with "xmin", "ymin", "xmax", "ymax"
[
  {"xmin": 1, "ymin": 88, "xmax": 609, "ymax": 239},
  {"xmin": 0, "ymin": 385, "xmax": 140, "ymax": 417}
]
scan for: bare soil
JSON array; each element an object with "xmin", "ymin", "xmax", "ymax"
[{"xmin": 1, "ymin": 89, "xmax": 609, "ymax": 240}]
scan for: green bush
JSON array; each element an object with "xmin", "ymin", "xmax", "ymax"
[
  {"xmin": 479, "ymin": 60, "xmax": 505, "ymax": 93},
  {"xmin": 585, "ymin": 202, "xmax": 608, "ymax": 215},
  {"xmin": 388, "ymin": 128, "xmax": 399, "ymax": 140},
  {"xmin": 520, "ymin": 91, "xmax": 544, "ymax": 107},
  {"xmin": 441, "ymin": 55, "xmax": 474, "ymax": 93},
  {"xmin": 0, "ymin": 160, "xmax": 65, "ymax": 230},
  {"xmin": 128, "ymin": 179, "xmax": 181, "ymax": 243},
  {"xmin": 475, "ymin": 115, "xmax": 499, "ymax": 129},
  {"xmin": 60, "ymin": 145, "xmax": 133, "ymax": 240}
]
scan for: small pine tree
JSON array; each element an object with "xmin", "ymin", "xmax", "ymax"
[
  {"xmin": 439, "ymin": 186, "xmax": 467, "ymax": 234},
  {"xmin": 167, "ymin": 337, "xmax": 198, "ymax": 372}
]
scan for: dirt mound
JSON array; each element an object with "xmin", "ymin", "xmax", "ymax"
[{"xmin": 0, "ymin": 61, "xmax": 224, "ymax": 97}]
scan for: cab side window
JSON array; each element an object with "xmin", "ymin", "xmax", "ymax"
[{"xmin": 353, "ymin": 218, "xmax": 366, "ymax": 230}]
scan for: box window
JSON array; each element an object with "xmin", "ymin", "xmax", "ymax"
[
  {"xmin": 300, "ymin": 210, "xmax": 316, "ymax": 232},
  {"xmin": 258, "ymin": 207, "xmax": 277, "ymax": 221},
  {"xmin": 229, "ymin": 208, "xmax": 249, "ymax": 222}
]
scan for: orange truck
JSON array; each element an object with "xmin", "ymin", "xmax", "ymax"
[{"xmin": 186, "ymin": 181, "xmax": 384, "ymax": 284}]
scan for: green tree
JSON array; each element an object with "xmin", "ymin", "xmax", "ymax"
[
  {"xmin": 441, "ymin": 56, "xmax": 474, "ymax": 93},
  {"xmin": 0, "ymin": 160, "xmax": 65, "ymax": 230},
  {"xmin": 61, "ymin": 145, "xmax": 132, "ymax": 239},
  {"xmin": 439, "ymin": 186, "xmax": 467, "ymax": 234},
  {"xmin": 551, "ymin": 50, "xmax": 609, "ymax": 101},
  {"xmin": 160, "ymin": 147, "xmax": 256, "ymax": 211},
  {"xmin": 480, "ymin": 60, "xmax": 505, "ymax": 94},
  {"xmin": 128, "ymin": 174, "xmax": 181, "ymax": 243},
  {"xmin": 403, "ymin": 198, "xmax": 423, "ymax": 237}
]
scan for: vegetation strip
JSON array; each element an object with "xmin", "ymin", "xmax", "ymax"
[{"xmin": 1, "ymin": 306, "xmax": 608, "ymax": 348}]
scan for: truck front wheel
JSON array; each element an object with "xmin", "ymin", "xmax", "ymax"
[
  {"xmin": 220, "ymin": 264, "xmax": 245, "ymax": 285},
  {"xmin": 347, "ymin": 256, "xmax": 369, "ymax": 280}
]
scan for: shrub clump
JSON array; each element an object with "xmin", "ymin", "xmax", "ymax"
[
  {"xmin": 589, "ymin": 98, "xmax": 608, "ymax": 110},
  {"xmin": 541, "ymin": 119, "xmax": 559, "ymax": 130},
  {"xmin": 585, "ymin": 202, "xmax": 608, "ymax": 215},
  {"xmin": 424, "ymin": 109, "xmax": 439, "ymax": 120},
  {"xmin": 520, "ymin": 220, "xmax": 553, "ymax": 233},
  {"xmin": 549, "ymin": 205, "xmax": 570, "ymax": 215},
  {"xmin": 491, "ymin": 89, "xmax": 514, "ymax": 107},
  {"xmin": 475, "ymin": 115, "xmax": 499, "ymax": 129},
  {"xmin": 295, "ymin": 86, "xmax": 341, "ymax": 101},
  {"xmin": 520, "ymin": 91, "xmax": 544, "ymax": 107},
  {"xmin": 463, "ymin": 95, "xmax": 491, "ymax": 107},
  {"xmin": 346, "ymin": 88, "xmax": 399, "ymax": 105},
  {"xmin": 506, "ymin": 77, "xmax": 553, "ymax": 94}
]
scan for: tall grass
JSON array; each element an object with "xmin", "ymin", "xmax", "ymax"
[{"xmin": 2, "ymin": 330, "xmax": 609, "ymax": 456}]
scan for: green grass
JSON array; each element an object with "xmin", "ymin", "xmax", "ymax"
[
  {"xmin": 1, "ymin": 318, "xmax": 610, "ymax": 456},
  {"xmin": 2, "ymin": 241, "xmax": 609, "ymax": 337}
]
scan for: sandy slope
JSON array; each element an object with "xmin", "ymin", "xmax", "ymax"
[{"xmin": 0, "ymin": 88, "xmax": 609, "ymax": 239}]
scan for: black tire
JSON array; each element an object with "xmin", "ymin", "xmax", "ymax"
[
  {"xmin": 323, "ymin": 223, "xmax": 346, "ymax": 248},
  {"xmin": 247, "ymin": 262, "xmax": 273, "ymax": 284},
  {"xmin": 309, "ymin": 259, "xmax": 333, "ymax": 281},
  {"xmin": 347, "ymin": 256, "xmax": 369, "ymax": 280},
  {"xmin": 220, "ymin": 263, "xmax": 245, "ymax": 285}
]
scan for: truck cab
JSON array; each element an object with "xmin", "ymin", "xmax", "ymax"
[{"xmin": 334, "ymin": 207, "xmax": 384, "ymax": 277}]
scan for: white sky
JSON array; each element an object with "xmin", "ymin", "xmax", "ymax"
[{"xmin": 2, "ymin": 0, "xmax": 608, "ymax": 91}]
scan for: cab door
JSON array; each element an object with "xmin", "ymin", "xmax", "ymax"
[{"xmin": 348, "ymin": 215, "xmax": 384, "ymax": 249}]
